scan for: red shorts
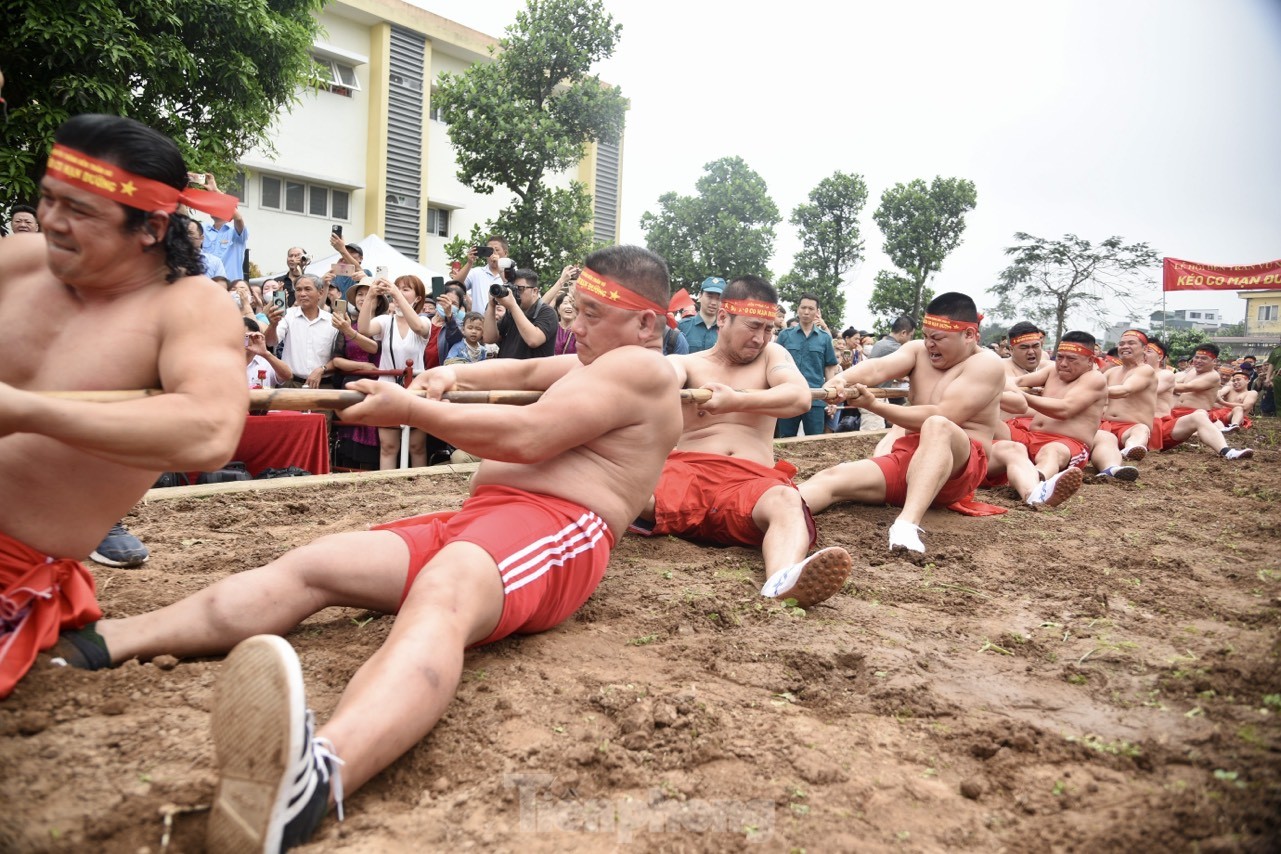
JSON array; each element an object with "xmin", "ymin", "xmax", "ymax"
[
  {"xmin": 1006, "ymin": 416, "xmax": 1033, "ymax": 446},
  {"xmin": 872, "ymin": 433, "xmax": 989, "ymax": 508},
  {"xmin": 1098, "ymin": 419, "xmax": 1145, "ymax": 444},
  {"xmin": 1153, "ymin": 407, "xmax": 1195, "ymax": 451},
  {"xmin": 983, "ymin": 430, "xmax": 1087, "ymax": 487},
  {"xmin": 374, "ymin": 485, "xmax": 613, "ymax": 646},
  {"xmin": 648, "ymin": 451, "xmax": 816, "ymax": 548}
]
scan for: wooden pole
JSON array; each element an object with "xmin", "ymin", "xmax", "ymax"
[{"xmin": 40, "ymin": 386, "xmax": 906, "ymax": 410}]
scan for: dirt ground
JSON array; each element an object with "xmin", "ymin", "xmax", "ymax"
[{"xmin": 2, "ymin": 422, "xmax": 1279, "ymax": 853}]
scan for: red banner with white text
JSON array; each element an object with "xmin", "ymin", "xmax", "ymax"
[{"xmin": 1163, "ymin": 257, "xmax": 1281, "ymax": 292}]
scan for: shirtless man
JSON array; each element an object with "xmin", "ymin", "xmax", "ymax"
[
  {"xmin": 1211, "ymin": 371, "xmax": 1258, "ymax": 432},
  {"xmin": 0, "ymin": 114, "xmax": 246, "ymax": 699},
  {"xmin": 630, "ymin": 276, "xmax": 853, "ymax": 609},
  {"xmin": 1157, "ymin": 343, "xmax": 1253, "ymax": 460},
  {"xmin": 996, "ymin": 321, "xmax": 1053, "ymax": 442},
  {"xmin": 1089, "ymin": 328, "xmax": 1158, "ymax": 481},
  {"xmin": 986, "ymin": 330, "xmax": 1105, "ymax": 507},
  {"xmin": 54, "ymin": 246, "xmax": 684, "ymax": 852},
  {"xmin": 799, "ymin": 293, "xmax": 1005, "ymax": 553}
]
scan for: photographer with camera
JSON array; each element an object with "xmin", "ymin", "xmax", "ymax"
[
  {"xmin": 265, "ymin": 246, "xmax": 310, "ymax": 308},
  {"xmin": 483, "ymin": 268, "xmax": 558, "ymax": 359},
  {"xmin": 458, "ymin": 235, "xmax": 512, "ymax": 315}
]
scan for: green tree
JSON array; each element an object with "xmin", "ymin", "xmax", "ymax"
[
  {"xmin": 0, "ymin": 0, "xmax": 323, "ymax": 205},
  {"xmin": 433, "ymin": 0, "xmax": 626, "ymax": 282},
  {"xmin": 870, "ymin": 176, "xmax": 977, "ymax": 322},
  {"xmin": 867, "ymin": 271, "xmax": 933, "ymax": 330},
  {"xmin": 989, "ymin": 233, "xmax": 1160, "ymax": 345},
  {"xmin": 640, "ymin": 156, "xmax": 780, "ymax": 292},
  {"xmin": 1164, "ymin": 327, "xmax": 1211, "ymax": 361},
  {"xmin": 777, "ymin": 172, "xmax": 868, "ymax": 322}
]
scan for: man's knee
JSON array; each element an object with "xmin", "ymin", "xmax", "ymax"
[{"xmin": 754, "ymin": 485, "xmax": 803, "ymax": 526}]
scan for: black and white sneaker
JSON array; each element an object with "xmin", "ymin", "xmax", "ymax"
[{"xmin": 207, "ymin": 635, "xmax": 344, "ymax": 853}]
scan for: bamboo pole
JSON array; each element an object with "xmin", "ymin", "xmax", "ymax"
[{"xmin": 40, "ymin": 386, "xmax": 906, "ymax": 410}]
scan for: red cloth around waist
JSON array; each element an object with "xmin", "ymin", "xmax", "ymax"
[{"xmin": 0, "ymin": 530, "xmax": 102, "ymax": 699}]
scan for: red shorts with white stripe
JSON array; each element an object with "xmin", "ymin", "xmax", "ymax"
[
  {"xmin": 374, "ymin": 485, "xmax": 613, "ymax": 646},
  {"xmin": 1006, "ymin": 416, "xmax": 1033, "ymax": 446},
  {"xmin": 1152, "ymin": 407, "xmax": 1195, "ymax": 451}
]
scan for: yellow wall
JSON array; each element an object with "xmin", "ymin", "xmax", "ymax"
[{"xmin": 1241, "ymin": 289, "xmax": 1281, "ymax": 335}]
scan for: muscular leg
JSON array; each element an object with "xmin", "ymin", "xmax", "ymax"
[
  {"xmin": 898, "ymin": 416, "xmax": 970, "ymax": 527},
  {"xmin": 98, "ymin": 531, "xmax": 411, "ymax": 664},
  {"xmin": 1121, "ymin": 424, "xmax": 1151, "ymax": 454},
  {"xmin": 992, "ymin": 440, "xmax": 1038, "ymax": 502},
  {"xmin": 1031, "ymin": 442, "xmax": 1071, "ymax": 483},
  {"xmin": 1172, "ymin": 410, "xmax": 1228, "ymax": 452},
  {"xmin": 751, "ymin": 486, "xmax": 811, "ymax": 579},
  {"xmin": 316, "ymin": 541, "xmax": 503, "ymax": 794},
  {"xmin": 1090, "ymin": 429, "xmax": 1122, "ymax": 471},
  {"xmin": 797, "ymin": 459, "xmax": 887, "ymax": 514}
]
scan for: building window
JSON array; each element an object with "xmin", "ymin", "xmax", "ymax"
[
  {"xmin": 227, "ymin": 170, "xmax": 247, "ymax": 203},
  {"xmin": 1189, "ymin": 311, "xmax": 1201, "ymax": 319},
  {"xmin": 257, "ymin": 174, "xmax": 351, "ymax": 221},
  {"xmin": 261, "ymin": 175, "xmax": 282, "ymax": 209},
  {"xmin": 313, "ymin": 55, "xmax": 361, "ymax": 97},
  {"xmin": 1259, "ymin": 305, "xmax": 1278, "ymax": 323},
  {"xmin": 427, "ymin": 207, "xmax": 450, "ymax": 237}
]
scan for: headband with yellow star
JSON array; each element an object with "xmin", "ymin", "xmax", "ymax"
[{"xmin": 45, "ymin": 144, "xmax": 238, "ymax": 221}]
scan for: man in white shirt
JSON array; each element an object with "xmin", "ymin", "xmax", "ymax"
[
  {"xmin": 457, "ymin": 235, "xmax": 510, "ymax": 315},
  {"xmin": 265, "ymin": 275, "xmax": 339, "ymax": 388}
]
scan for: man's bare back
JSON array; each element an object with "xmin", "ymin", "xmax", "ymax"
[{"xmin": 0, "ymin": 218, "xmax": 245, "ymax": 558}]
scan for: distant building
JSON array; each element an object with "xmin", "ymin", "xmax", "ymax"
[
  {"xmin": 224, "ymin": 0, "xmax": 624, "ymax": 275},
  {"xmin": 1239, "ymin": 289, "xmax": 1281, "ymax": 336},
  {"xmin": 1147, "ymin": 308, "xmax": 1226, "ymax": 332}
]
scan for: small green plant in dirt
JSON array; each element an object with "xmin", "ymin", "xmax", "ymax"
[
  {"xmin": 979, "ymin": 638, "xmax": 1014, "ymax": 656},
  {"xmin": 1213, "ymin": 769, "xmax": 1247, "ymax": 789},
  {"xmin": 629, "ymin": 634, "xmax": 659, "ymax": 646},
  {"xmin": 1051, "ymin": 780, "xmax": 1066, "ymax": 797},
  {"xmin": 1262, "ymin": 694, "xmax": 1281, "ymax": 710},
  {"xmin": 1067, "ymin": 734, "xmax": 1142, "ymax": 758}
]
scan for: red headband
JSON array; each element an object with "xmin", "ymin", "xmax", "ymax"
[
  {"xmin": 923, "ymin": 313, "xmax": 981, "ymax": 334},
  {"xmin": 45, "ymin": 144, "xmax": 239, "ymax": 222},
  {"xmin": 1145, "ymin": 341, "xmax": 1165, "ymax": 357},
  {"xmin": 576, "ymin": 267, "xmax": 671, "ymax": 327},
  {"xmin": 1010, "ymin": 332, "xmax": 1043, "ymax": 346},
  {"xmin": 1057, "ymin": 341, "xmax": 1094, "ymax": 359},
  {"xmin": 722, "ymin": 298, "xmax": 778, "ymax": 319},
  {"xmin": 1195, "ymin": 348, "xmax": 1216, "ymax": 359},
  {"xmin": 1121, "ymin": 329, "xmax": 1149, "ymax": 344}
]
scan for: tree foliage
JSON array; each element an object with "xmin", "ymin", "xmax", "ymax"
[
  {"xmin": 1163, "ymin": 326, "xmax": 1212, "ymax": 361},
  {"xmin": 870, "ymin": 176, "xmax": 977, "ymax": 322},
  {"xmin": 777, "ymin": 171, "xmax": 868, "ymax": 322},
  {"xmin": 867, "ymin": 271, "xmax": 933, "ymax": 330},
  {"xmin": 988, "ymin": 233, "xmax": 1160, "ymax": 345},
  {"xmin": 433, "ymin": 0, "xmax": 626, "ymax": 280},
  {"xmin": 640, "ymin": 156, "xmax": 780, "ymax": 293},
  {"xmin": 0, "ymin": 0, "xmax": 323, "ymax": 206}
]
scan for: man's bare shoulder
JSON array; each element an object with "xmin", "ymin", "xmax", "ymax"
[
  {"xmin": 963, "ymin": 347, "xmax": 1007, "ymax": 381},
  {"xmin": 0, "ymin": 234, "xmax": 51, "ymax": 289},
  {"xmin": 590, "ymin": 346, "xmax": 678, "ymax": 391}
]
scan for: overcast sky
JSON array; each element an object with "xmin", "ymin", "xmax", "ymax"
[{"xmin": 417, "ymin": 0, "xmax": 1281, "ymax": 333}]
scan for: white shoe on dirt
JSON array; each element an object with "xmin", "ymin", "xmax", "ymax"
[
  {"xmin": 1027, "ymin": 467, "xmax": 1084, "ymax": 509},
  {"xmin": 888, "ymin": 520, "xmax": 926, "ymax": 553},
  {"xmin": 760, "ymin": 546, "xmax": 852, "ymax": 608}
]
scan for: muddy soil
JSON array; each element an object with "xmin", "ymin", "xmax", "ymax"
[{"xmin": 2, "ymin": 423, "xmax": 1279, "ymax": 853}]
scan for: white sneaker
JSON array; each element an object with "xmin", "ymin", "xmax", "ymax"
[
  {"xmin": 888, "ymin": 520, "xmax": 925, "ymax": 553},
  {"xmin": 1222, "ymin": 447, "xmax": 1253, "ymax": 460},
  {"xmin": 760, "ymin": 547, "xmax": 852, "ymax": 608},
  {"xmin": 1027, "ymin": 467, "xmax": 1084, "ymax": 509},
  {"xmin": 208, "ymin": 635, "xmax": 344, "ymax": 853},
  {"xmin": 1220, "ymin": 424, "xmax": 1237, "ymax": 434}
]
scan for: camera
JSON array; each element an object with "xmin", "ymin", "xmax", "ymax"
[
  {"xmin": 490, "ymin": 283, "xmax": 510, "ymax": 298},
  {"xmin": 300, "ymin": 254, "xmax": 311, "ymax": 266},
  {"xmin": 476, "ymin": 246, "xmax": 495, "ymax": 259}
]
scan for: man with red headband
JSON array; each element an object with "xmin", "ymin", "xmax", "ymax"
[
  {"xmin": 1089, "ymin": 328, "xmax": 1158, "ymax": 481},
  {"xmin": 51, "ymin": 245, "xmax": 683, "ymax": 852},
  {"xmin": 985, "ymin": 330, "xmax": 1105, "ymax": 507},
  {"xmin": 1155, "ymin": 342, "xmax": 1253, "ymax": 460},
  {"xmin": 0, "ymin": 114, "xmax": 246, "ymax": 699},
  {"xmin": 800, "ymin": 292, "xmax": 1005, "ymax": 553},
  {"xmin": 630, "ymin": 275, "xmax": 853, "ymax": 609},
  {"xmin": 996, "ymin": 321, "xmax": 1052, "ymax": 442}
]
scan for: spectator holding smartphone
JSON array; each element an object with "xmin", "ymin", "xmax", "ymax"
[
  {"xmin": 323, "ymin": 232, "xmax": 370, "ymax": 298},
  {"xmin": 358, "ymin": 274, "xmax": 433, "ymax": 468},
  {"xmin": 264, "ymin": 275, "xmax": 339, "ymax": 388},
  {"xmin": 265, "ymin": 246, "xmax": 309, "ymax": 308},
  {"xmin": 195, "ymin": 173, "xmax": 249, "ymax": 279},
  {"xmin": 457, "ymin": 234, "xmax": 511, "ymax": 315}
]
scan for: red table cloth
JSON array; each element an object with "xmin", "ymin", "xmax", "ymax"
[{"xmin": 230, "ymin": 412, "xmax": 330, "ymax": 477}]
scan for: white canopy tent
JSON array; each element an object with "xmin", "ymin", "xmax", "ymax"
[{"xmin": 259, "ymin": 234, "xmax": 445, "ymax": 284}]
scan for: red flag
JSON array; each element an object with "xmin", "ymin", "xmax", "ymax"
[{"xmin": 1163, "ymin": 257, "xmax": 1281, "ymax": 292}]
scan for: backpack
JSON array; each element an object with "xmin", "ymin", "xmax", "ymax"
[{"xmin": 196, "ymin": 462, "xmax": 252, "ymax": 485}]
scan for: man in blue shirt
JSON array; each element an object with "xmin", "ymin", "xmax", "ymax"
[
  {"xmin": 196, "ymin": 173, "xmax": 249, "ymax": 279},
  {"xmin": 775, "ymin": 292, "xmax": 837, "ymax": 437},
  {"xmin": 677, "ymin": 276, "xmax": 724, "ymax": 353}
]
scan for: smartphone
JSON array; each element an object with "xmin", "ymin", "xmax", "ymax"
[
  {"xmin": 430, "ymin": 276, "xmax": 447, "ymax": 299},
  {"xmin": 335, "ymin": 299, "xmax": 348, "ymax": 317},
  {"xmin": 332, "ymin": 224, "xmax": 343, "ymax": 238},
  {"xmin": 335, "ymin": 262, "xmax": 355, "ymax": 276},
  {"xmin": 376, "ymin": 265, "xmax": 389, "ymax": 280},
  {"xmin": 187, "ymin": 172, "xmax": 207, "ymax": 187},
  {"xmin": 272, "ymin": 289, "xmax": 288, "ymax": 311},
  {"xmin": 475, "ymin": 246, "xmax": 494, "ymax": 259}
]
